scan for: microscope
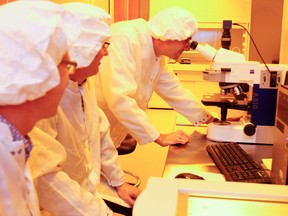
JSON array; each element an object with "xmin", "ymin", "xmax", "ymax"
[{"xmin": 190, "ymin": 41, "xmax": 288, "ymax": 144}]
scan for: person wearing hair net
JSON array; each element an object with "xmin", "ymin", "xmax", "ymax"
[
  {"xmin": 0, "ymin": 1, "xmax": 80, "ymax": 216},
  {"xmin": 28, "ymin": 3, "xmax": 141, "ymax": 216},
  {"xmin": 95, "ymin": 7, "xmax": 217, "ymax": 149}
]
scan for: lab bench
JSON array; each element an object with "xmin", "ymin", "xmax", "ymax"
[
  {"xmin": 133, "ymin": 125, "xmax": 288, "ymax": 216},
  {"xmin": 162, "ymin": 125, "xmax": 273, "ymax": 179}
]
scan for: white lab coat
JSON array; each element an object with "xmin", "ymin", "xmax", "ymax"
[
  {"xmin": 28, "ymin": 78, "xmax": 125, "ymax": 216},
  {"xmin": 0, "ymin": 122, "xmax": 40, "ymax": 216},
  {"xmin": 95, "ymin": 18, "xmax": 212, "ymax": 148}
]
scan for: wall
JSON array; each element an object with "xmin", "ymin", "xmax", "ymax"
[
  {"xmin": 150, "ymin": 0, "xmax": 252, "ymax": 59},
  {"xmin": 280, "ymin": 0, "xmax": 288, "ymax": 64},
  {"xmin": 249, "ymin": 0, "xmax": 284, "ymax": 63},
  {"xmin": 0, "ymin": 0, "xmax": 110, "ymax": 12},
  {"xmin": 113, "ymin": 0, "xmax": 150, "ymax": 22},
  {"xmin": 0, "ymin": 0, "xmax": 12, "ymax": 5},
  {"xmin": 149, "ymin": 0, "xmax": 284, "ymax": 63},
  {"xmin": 150, "ymin": 0, "xmax": 252, "ymax": 24},
  {"xmin": 52, "ymin": 0, "xmax": 110, "ymax": 12},
  {"xmin": 0, "ymin": 0, "xmax": 285, "ymax": 63}
]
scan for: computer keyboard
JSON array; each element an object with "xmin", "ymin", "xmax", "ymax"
[{"xmin": 206, "ymin": 142, "xmax": 271, "ymax": 183}]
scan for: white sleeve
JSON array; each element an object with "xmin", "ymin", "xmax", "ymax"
[
  {"xmin": 155, "ymin": 67, "xmax": 212, "ymax": 126},
  {"xmin": 36, "ymin": 171, "xmax": 113, "ymax": 216},
  {"xmin": 98, "ymin": 108, "xmax": 125, "ymax": 187}
]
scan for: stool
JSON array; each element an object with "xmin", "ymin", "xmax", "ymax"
[{"xmin": 117, "ymin": 134, "xmax": 141, "ymax": 187}]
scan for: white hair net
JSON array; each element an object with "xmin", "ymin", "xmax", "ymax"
[
  {"xmin": 62, "ymin": 2, "xmax": 111, "ymax": 68},
  {"xmin": 147, "ymin": 7, "xmax": 198, "ymax": 41},
  {"xmin": 0, "ymin": 1, "xmax": 81, "ymax": 105}
]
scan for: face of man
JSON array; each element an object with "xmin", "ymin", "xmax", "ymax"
[
  {"xmin": 69, "ymin": 42, "xmax": 109, "ymax": 83},
  {"xmin": 162, "ymin": 37, "xmax": 191, "ymax": 60},
  {"xmin": 36, "ymin": 52, "xmax": 74, "ymax": 118},
  {"xmin": 85, "ymin": 42, "xmax": 109, "ymax": 77}
]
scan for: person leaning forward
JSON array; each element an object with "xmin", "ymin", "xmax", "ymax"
[{"xmin": 94, "ymin": 7, "xmax": 217, "ymax": 148}]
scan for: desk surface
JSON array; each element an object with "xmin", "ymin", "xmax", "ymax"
[
  {"xmin": 163, "ymin": 126, "xmax": 273, "ymax": 179},
  {"xmin": 133, "ymin": 125, "xmax": 288, "ymax": 216}
]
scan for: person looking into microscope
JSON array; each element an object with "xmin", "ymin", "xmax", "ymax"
[{"xmin": 94, "ymin": 7, "xmax": 217, "ymax": 148}]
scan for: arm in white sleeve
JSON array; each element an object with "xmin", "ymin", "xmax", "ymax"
[
  {"xmin": 98, "ymin": 108, "xmax": 125, "ymax": 187},
  {"xmin": 36, "ymin": 171, "xmax": 113, "ymax": 216},
  {"xmin": 155, "ymin": 66, "xmax": 212, "ymax": 126}
]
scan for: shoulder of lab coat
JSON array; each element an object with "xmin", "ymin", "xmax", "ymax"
[
  {"xmin": 98, "ymin": 20, "xmax": 161, "ymax": 145},
  {"xmin": 28, "ymin": 126, "xmax": 66, "ymax": 179}
]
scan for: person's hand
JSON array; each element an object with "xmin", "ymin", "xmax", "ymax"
[
  {"xmin": 226, "ymin": 116, "xmax": 242, "ymax": 121},
  {"xmin": 205, "ymin": 116, "xmax": 216, "ymax": 124},
  {"xmin": 115, "ymin": 182, "xmax": 141, "ymax": 206},
  {"xmin": 155, "ymin": 130, "xmax": 190, "ymax": 147},
  {"xmin": 227, "ymin": 115, "xmax": 251, "ymax": 122}
]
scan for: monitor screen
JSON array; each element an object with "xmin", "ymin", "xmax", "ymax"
[{"xmin": 176, "ymin": 192, "xmax": 288, "ymax": 216}]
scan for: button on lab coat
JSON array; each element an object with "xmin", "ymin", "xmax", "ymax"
[
  {"xmin": 28, "ymin": 78, "xmax": 125, "ymax": 216},
  {"xmin": 95, "ymin": 18, "xmax": 212, "ymax": 148}
]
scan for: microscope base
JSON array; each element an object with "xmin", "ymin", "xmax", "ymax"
[{"xmin": 207, "ymin": 121, "xmax": 274, "ymax": 144}]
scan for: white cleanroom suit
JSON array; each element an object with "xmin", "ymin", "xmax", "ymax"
[
  {"xmin": 95, "ymin": 18, "xmax": 212, "ymax": 148},
  {"xmin": 29, "ymin": 78, "xmax": 125, "ymax": 216}
]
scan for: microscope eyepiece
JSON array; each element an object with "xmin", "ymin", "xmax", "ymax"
[
  {"xmin": 190, "ymin": 41, "xmax": 198, "ymax": 50},
  {"xmin": 190, "ymin": 41, "xmax": 217, "ymax": 61}
]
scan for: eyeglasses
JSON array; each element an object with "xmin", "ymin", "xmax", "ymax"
[
  {"xmin": 60, "ymin": 60, "xmax": 78, "ymax": 75},
  {"xmin": 103, "ymin": 42, "xmax": 110, "ymax": 49}
]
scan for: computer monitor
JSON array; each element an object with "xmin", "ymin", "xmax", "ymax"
[
  {"xmin": 133, "ymin": 177, "xmax": 288, "ymax": 216},
  {"xmin": 271, "ymin": 84, "xmax": 288, "ymax": 185}
]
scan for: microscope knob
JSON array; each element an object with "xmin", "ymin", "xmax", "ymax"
[{"xmin": 243, "ymin": 123, "xmax": 256, "ymax": 136}]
